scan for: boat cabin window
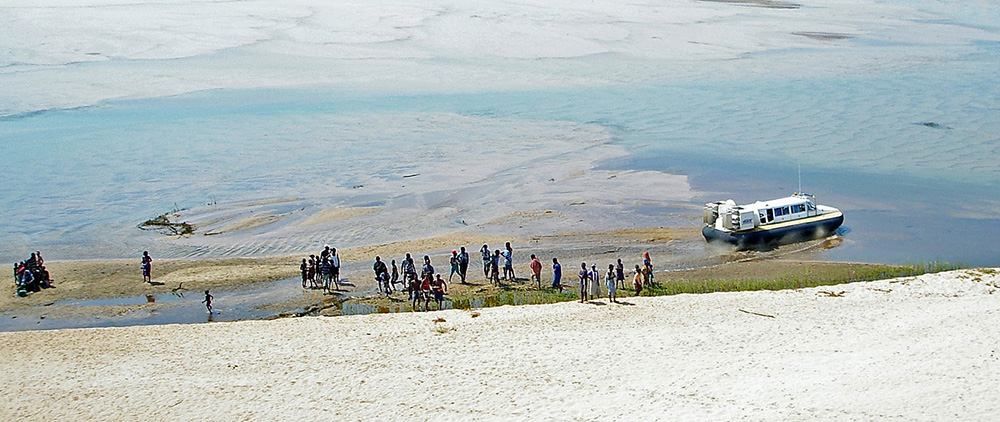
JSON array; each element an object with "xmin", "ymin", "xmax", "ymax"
[
  {"xmin": 791, "ymin": 204, "xmax": 805, "ymax": 214},
  {"xmin": 774, "ymin": 207, "xmax": 790, "ymax": 217},
  {"xmin": 765, "ymin": 208, "xmax": 773, "ymax": 222}
]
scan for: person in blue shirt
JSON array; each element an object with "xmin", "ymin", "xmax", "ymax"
[{"xmin": 551, "ymin": 258, "xmax": 562, "ymax": 292}]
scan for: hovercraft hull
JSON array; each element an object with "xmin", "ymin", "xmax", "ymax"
[{"xmin": 702, "ymin": 211, "xmax": 844, "ymax": 250}]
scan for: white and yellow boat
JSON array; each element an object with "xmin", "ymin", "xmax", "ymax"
[{"xmin": 702, "ymin": 192, "xmax": 844, "ymax": 250}]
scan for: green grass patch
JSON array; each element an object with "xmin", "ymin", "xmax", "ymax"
[
  {"xmin": 338, "ymin": 261, "xmax": 966, "ymax": 314},
  {"xmin": 637, "ymin": 261, "xmax": 965, "ymax": 296}
]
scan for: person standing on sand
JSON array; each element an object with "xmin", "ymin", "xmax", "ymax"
[
  {"xmin": 589, "ymin": 263, "xmax": 601, "ymax": 300},
  {"xmin": 606, "ymin": 264, "xmax": 617, "ymax": 303},
  {"xmin": 530, "ymin": 254, "xmax": 543, "ymax": 289},
  {"xmin": 430, "ymin": 273, "xmax": 448, "ymax": 310},
  {"xmin": 449, "ymin": 250, "xmax": 460, "ymax": 283},
  {"xmin": 330, "ymin": 248, "xmax": 341, "ymax": 289},
  {"xmin": 390, "ymin": 259, "xmax": 399, "ymax": 291},
  {"xmin": 414, "ymin": 271, "xmax": 432, "ymax": 311},
  {"xmin": 203, "ymin": 290, "xmax": 214, "ymax": 314},
  {"xmin": 373, "ymin": 256, "xmax": 389, "ymax": 291},
  {"xmin": 422, "ymin": 255, "xmax": 435, "ymax": 280},
  {"xmin": 141, "ymin": 251, "xmax": 152, "ymax": 283},
  {"xmin": 578, "ymin": 262, "xmax": 590, "ymax": 303},
  {"xmin": 403, "ymin": 253, "xmax": 417, "ymax": 287},
  {"xmin": 408, "ymin": 270, "xmax": 421, "ymax": 303},
  {"xmin": 320, "ymin": 258, "xmax": 333, "ymax": 293},
  {"xmin": 552, "ymin": 258, "xmax": 563, "ymax": 291},
  {"xmin": 458, "ymin": 246, "xmax": 469, "ymax": 284},
  {"xmin": 633, "ymin": 265, "xmax": 644, "ymax": 296},
  {"xmin": 491, "ymin": 250, "xmax": 501, "ymax": 285},
  {"xmin": 503, "ymin": 242, "xmax": 515, "ymax": 281},
  {"xmin": 300, "ymin": 258, "xmax": 308, "ymax": 288},
  {"xmin": 480, "ymin": 244, "xmax": 491, "ymax": 280},
  {"xmin": 307, "ymin": 255, "xmax": 317, "ymax": 289},
  {"xmin": 616, "ymin": 258, "xmax": 625, "ymax": 290},
  {"xmin": 642, "ymin": 252, "xmax": 654, "ymax": 287}
]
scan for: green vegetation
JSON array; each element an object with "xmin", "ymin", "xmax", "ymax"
[
  {"xmin": 138, "ymin": 213, "xmax": 194, "ymax": 236},
  {"xmin": 639, "ymin": 261, "xmax": 965, "ymax": 296},
  {"xmin": 338, "ymin": 261, "xmax": 966, "ymax": 315}
]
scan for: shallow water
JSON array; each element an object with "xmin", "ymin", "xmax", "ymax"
[
  {"xmin": 0, "ymin": 278, "xmax": 308, "ymax": 332},
  {"xmin": 1, "ymin": 1, "xmax": 998, "ymax": 267}
]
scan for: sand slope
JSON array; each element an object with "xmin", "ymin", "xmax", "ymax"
[{"xmin": 2, "ymin": 269, "xmax": 998, "ymax": 421}]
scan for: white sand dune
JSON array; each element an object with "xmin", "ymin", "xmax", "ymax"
[{"xmin": 2, "ymin": 269, "xmax": 997, "ymax": 421}]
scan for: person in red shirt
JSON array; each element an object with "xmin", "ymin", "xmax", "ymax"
[{"xmin": 530, "ymin": 254, "xmax": 543, "ymax": 290}]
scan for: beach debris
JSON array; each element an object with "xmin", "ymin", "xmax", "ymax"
[
  {"xmin": 871, "ymin": 288, "xmax": 892, "ymax": 293},
  {"xmin": 138, "ymin": 213, "xmax": 194, "ymax": 236},
  {"xmin": 432, "ymin": 317, "xmax": 446, "ymax": 323},
  {"xmin": 470, "ymin": 311, "xmax": 481, "ymax": 318},
  {"xmin": 738, "ymin": 308, "xmax": 775, "ymax": 318},
  {"xmin": 434, "ymin": 325, "xmax": 455, "ymax": 334},
  {"xmin": 171, "ymin": 283, "xmax": 188, "ymax": 297},
  {"xmin": 818, "ymin": 290, "xmax": 846, "ymax": 297}
]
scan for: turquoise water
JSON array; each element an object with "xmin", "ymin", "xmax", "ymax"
[{"xmin": 2, "ymin": 4, "xmax": 999, "ymax": 266}]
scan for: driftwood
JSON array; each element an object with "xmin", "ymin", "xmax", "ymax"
[
  {"xmin": 171, "ymin": 283, "xmax": 188, "ymax": 297},
  {"xmin": 138, "ymin": 213, "xmax": 194, "ymax": 236},
  {"xmin": 738, "ymin": 308, "xmax": 775, "ymax": 318}
]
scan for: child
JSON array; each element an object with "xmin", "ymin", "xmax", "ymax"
[
  {"xmin": 203, "ymin": 290, "xmax": 214, "ymax": 314},
  {"xmin": 141, "ymin": 251, "xmax": 152, "ymax": 283}
]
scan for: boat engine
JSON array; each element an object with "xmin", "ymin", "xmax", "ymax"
[
  {"xmin": 703, "ymin": 201, "xmax": 723, "ymax": 226},
  {"xmin": 721, "ymin": 206, "xmax": 757, "ymax": 231}
]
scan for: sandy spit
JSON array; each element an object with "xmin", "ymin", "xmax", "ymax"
[{"xmin": 1, "ymin": 269, "xmax": 998, "ymax": 421}]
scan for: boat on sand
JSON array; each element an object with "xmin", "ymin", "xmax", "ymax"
[{"xmin": 702, "ymin": 192, "xmax": 844, "ymax": 250}]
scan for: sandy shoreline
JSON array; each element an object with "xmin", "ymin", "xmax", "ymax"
[
  {"xmin": 3, "ymin": 228, "xmax": 701, "ymax": 322},
  {"xmin": 2, "ymin": 269, "xmax": 997, "ymax": 420}
]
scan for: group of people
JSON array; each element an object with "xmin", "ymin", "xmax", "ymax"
[
  {"xmin": 13, "ymin": 251, "xmax": 51, "ymax": 296},
  {"xmin": 372, "ymin": 253, "xmax": 448, "ymax": 311},
  {"xmin": 480, "ymin": 242, "xmax": 516, "ymax": 285},
  {"xmin": 293, "ymin": 240, "xmax": 658, "ymax": 312},
  {"xmin": 299, "ymin": 245, "xmax": 341, "ymax": 293},
  {"xmin": 572, "ymin": 252, "xmax": 655, "ymax": 303}
]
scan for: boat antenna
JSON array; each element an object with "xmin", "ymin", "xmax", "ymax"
[{"xmin": 797, "ymin": 159, "xmax": 802, "ymax": 194}]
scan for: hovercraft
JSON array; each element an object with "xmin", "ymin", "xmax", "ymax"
[{"xmin": 702, "ymin": 192, "xmax": 844, "ymax": 250}]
